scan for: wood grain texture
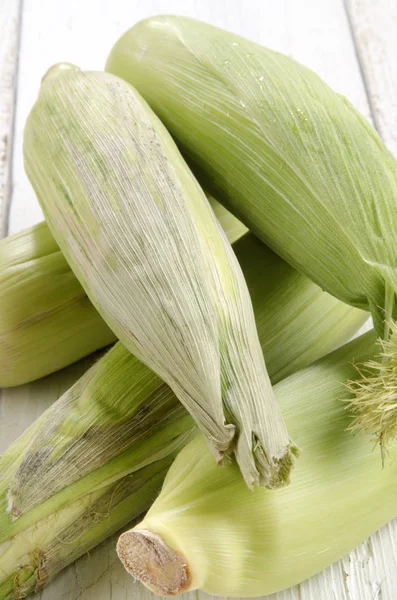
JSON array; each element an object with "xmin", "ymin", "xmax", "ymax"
[
  {"xmin": 0, "ymin": 2, "xmax": 23, "ymax": 593},
  {"xmin": 0, "ymin": 0, "xmax": 21, "ymax": 237},
  {"xmin": 344, "ymin": 3, "xmax": 397, "ymax": 598},
  {"xmin": 1, "ymin": 0, "xmax": 394, "ymax": 598},
  {"xmin": 346, "ymin": 0, "xmax": 397, "ymax": 155}
]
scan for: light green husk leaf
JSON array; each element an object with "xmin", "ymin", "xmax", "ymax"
[
  {"xmin": 116, "ymin": 330, "xmax": 397, "ymax": 599},
  {"xmin": 106, "ymin": 16, "xmax": 397, "ymax": 442},
  {"xmin": 0, "ymin": 227, "xmax": 366, "ymax": 598},
  {"xmin": 106, "ymin": 16, "xmax": 397, "ymax": 330},
  {"xmin": 0, "ymin": 343, "xmax": 192, "ymax": 533},
  {"xmin": 23, "ymin": 66, "xmax": 297, "ymax": 489},
  {"xmin": 0, "ymin": 221, "xmax": 116, "ymax": 386},
  {"xmin": 208, "ymin": 195, "xmax": 247, "ymax": 243}
]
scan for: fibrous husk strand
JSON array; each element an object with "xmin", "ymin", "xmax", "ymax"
[{"xmin": 347, "ymin": 319, "xmax": 397, "ymax": 446}]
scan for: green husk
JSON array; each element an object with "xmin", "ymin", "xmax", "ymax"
[
  {"xmin": 106, "ymin": 16, "xmax": 397, "ymax": 442},
  {"xmin": 0, "ymin": 343, "xmax": 192, "ymax": 533},
  {"xmin": 0, "ymin": 229, "xmax": 366, "ymax": 598},
  {"xmin": 116, "ymin": 330, "xmax": 397, "ymax": 599},
  {"xmin": 0, "ymin": 235, "xmax": 365, "ymax": 533},
  {"xmin": 0, "ymin": 221, "xmax": 116, "ymax": 386},
  {"xmin": 24, "ymin": 65, "xmax": 296, "ymax": 489}
]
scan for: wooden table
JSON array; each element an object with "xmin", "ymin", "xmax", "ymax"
[{"xmin": 1, "ymin": 0, "xmax": 396, "ymax": 598}]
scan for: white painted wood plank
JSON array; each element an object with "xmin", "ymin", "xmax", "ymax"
[
  {"xmin": 0, "ymin": 0, "xmax": 21, "ymax": 237},
  {"xmin": 339, "ymin": 3, "xmax": 397, "ymax": 599},
  {"xmin": 0, "ymin": 0, "xmax": 22, "ymax": 506},
  {"xmin": 346, "ymin": 0, "xmax": 397, "ymax": 156},
  {"xmin": 5, "ymin": 0, "xmax": 392, "ymax": 599}
]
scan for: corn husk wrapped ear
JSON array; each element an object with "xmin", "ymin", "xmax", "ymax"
[
  {"xmin": 116, "ymin": 330, "xmax": 397, "ymax": 599},
  {"xmin": 106, "ymin": 16, "xmax": 397, "ymax": 443},
  {"xmin": 23, "ymin": 65, "xmax": 297, "ymax": 488}
]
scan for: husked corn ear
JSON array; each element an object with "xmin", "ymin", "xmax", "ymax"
[
  {"xmin": 23, "ymin": 66, "xmax": 296, "ymax": 489},
  {"xmin": 106, "ymin": 16, "xmax": 397, "ymax": 443},
  {"xmin": 0, "ymin": 221, "xmax": 116, "ymax": 386}
]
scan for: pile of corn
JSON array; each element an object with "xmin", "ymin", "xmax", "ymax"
[{"xmin": 1, "ymin": 15, "xmax": 397, "ymax": 599}]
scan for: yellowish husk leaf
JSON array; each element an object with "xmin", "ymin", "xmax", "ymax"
[{"xmin": 0, "ymin": 221, "xmax": 116, "ymax": 386}]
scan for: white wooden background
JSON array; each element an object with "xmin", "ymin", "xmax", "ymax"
[{"xmin": 0, "ymin": 0, "xmax": 396, "ymax": 598}]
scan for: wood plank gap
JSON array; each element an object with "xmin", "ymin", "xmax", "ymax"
[
  {"xmin": 0, "ymin": 0, "xmax": 23, "ymax": 239},
  {"xmin": 343, "ymin": 0, "xmax": 379, "ymax": 130}
]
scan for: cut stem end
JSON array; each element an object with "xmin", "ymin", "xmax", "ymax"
[
  {"xmin": 116, "ymin": 529, "xmax": 191, "ymax": 596},
  {"xmin": 267, "ymin": 442, "xmax": 300, "ymax": 490}
]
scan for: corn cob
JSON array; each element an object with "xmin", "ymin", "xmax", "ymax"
[
  {"xmin": 23, "ymin": 65, "xmax": 298, "ymax": 489},
  {"xmin": 106, "ymin": 16, "xmax": 397, "ymax": 442},
  {"xmin": 116, "ymin": 330, "xmax": 397, "ymax": 599},
  {"xmin": 0, "ymin": 218, "xmax": 366, "ymax": 387}
]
